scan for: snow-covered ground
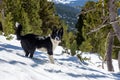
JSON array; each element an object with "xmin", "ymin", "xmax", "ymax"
[{"xmin": 0, "ymin": 35, "xmax": 120, "ymax": 80}]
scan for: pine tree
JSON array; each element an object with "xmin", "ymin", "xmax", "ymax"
[
  {"xmin": 39, "ymin": 0, "xmax": 61, "ymax": 35},
  {"xmin": 3, "ymin": 12, "xmax": 14, "ymax": 37},
  {"xmin": 21, "ymin": 0, "xmax": 42, "ymax": 34},
  {"xmin": 76, "ymin": 0, "xmax": 120, "ymax": 59},
  {"xmin": 70, "ymin": 40, "xmax": 77, "ymax": 56},
  {"xmin": 1, "ymin": 0, "xmax": 43, "ymax": 35},
  {"xmin": 0, "ymin": 0, "xmax": 69, "ymax": 49},
  {"xmin": 75, "ymin": 13, "xmax": 85, "ymax": 48},
  {"xmin": 19, "ymin": 8, "xmax": 32, "ymax": 34},
  {"xmin": 76, "ymin": 1, "xmax": 106, "ymax": 53}
]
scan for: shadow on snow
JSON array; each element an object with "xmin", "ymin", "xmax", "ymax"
[
  {"xmin": 0, "ymin": 43, "xmax": 119, "ymax": 80},
  {"xmin": 0, "ymin": 43, "xmax": 48, "ymax": 67}
]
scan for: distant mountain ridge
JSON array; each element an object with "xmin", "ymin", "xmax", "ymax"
[
  {"xmin": 55, "ymin": 3, "xmax": 79, "ymax": 30},
  {"xmin": 53, "ymin": 0, "xmax": 98, "ymax": 30},
  {"xmin": 53, "ymin": 0, "xmax": 98, "ymax": 6}
]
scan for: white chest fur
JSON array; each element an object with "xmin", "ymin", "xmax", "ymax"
[{"xmin": 50, "ymin": 38, "xmax": 61, "ymax": 51}]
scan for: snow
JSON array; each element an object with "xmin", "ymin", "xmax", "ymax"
[
  {"xmin": 48, "ymin": 0, "xmax": 77, "ymax": 4},
  {"xmin": 0, "ymin": 35, "xmax": 120, "ymax": 80},
  {"xmin": 48, "ymin": 0, "xmax": 98, "ymax": 6}
]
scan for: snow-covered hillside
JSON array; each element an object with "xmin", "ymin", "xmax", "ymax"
[
  {"xmin": 0, "ymin": 35, "xmax": 120, "ymax": 80},
  {"xmin": 48, "ymin": 0, "xmax": 77, "ymax": 4},
  {"xmin": 48, "ymin": 0, "xmax": 98, "ymax": 6}
]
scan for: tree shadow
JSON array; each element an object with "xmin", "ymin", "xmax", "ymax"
[
  {"xmin": 111, "ymin": 73, "xmax": 120, "ymax": 80},
  {"xmin": 0, "ymin": 43, "xmax": 27, "ymax": 65},
  {"xmin": 31, "ymin": 57, "xmax": 48, "ymax": 67},
  {"xmin": 9, "ymin": 60, "xmax": 27, "ymax": 65},
  {"xmin": 59, "ymin": 56, "xmax": 80, "ymax": 63},
  {"xmin": 0, "ymin": 43, "xmax": 22, "ymax": 52},
  {"xmin": 44, "ymin": 68, "xmax": 62, "ymax": 73},
  {"xmin": 30, "ymin": 51, "xmax": 48, "ymax": 67},
  {"xmin": 0, "ymin": 58, "xmax": 27, "ymax": 66},
  {"xmin": 66, "ymin": 72, "xmax": 112, "ymax": 79},
  {"xmin": 15, "ymin": 52, "xmax": 25, "ymax": 57},
  {"xmin": 0, "ymin": 42, "xmax": 50, "ymax": 68},
  {"xmin": 0, "ymin": 59, "xmax": 8, "ymax": 63}
]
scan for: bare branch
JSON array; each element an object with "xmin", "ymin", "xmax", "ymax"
[
  {"xmin": 87, "ymin": 17, "xmax": 109, "ymax": 35},
  {"xmin": 81, "ymin": 8, "xmax": 96, "ymax": 14},
  {"xmin": 87, "ymin": 19, "xmax": 120, "ymax": 35},
  {"xmin": 113, "ymin": 45, "xmax": 120, "ymax": 48}
]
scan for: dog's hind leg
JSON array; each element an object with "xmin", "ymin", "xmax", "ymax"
[
  {"xmin": 29, "ymin": 48, "xmax": 35, "ymax": 58},
  {"xmin": 23, "ymin": 49, "xmax": 29, "ymax": 57},
  {"xmin": 25, "ymin": 51, "xmax": 29, "ymax": 57},
  {"xmin": 30, "ymin": 53, "xmax": 34, "ymax": 58}
]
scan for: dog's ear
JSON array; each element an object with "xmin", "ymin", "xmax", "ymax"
[
  {"xmin": 51, "ymin": 27, "xmax": 57, "ymax": 37},
  {"xmin": 52, "ymin": 26, "xmax": 57, "ymax": 33},
  {"xmin": 59, "ymin": 27, "xmax": 63, "ymax": 36}
]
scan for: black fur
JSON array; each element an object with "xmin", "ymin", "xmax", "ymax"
[{"xmin": 15, "ymin": 22, "xmax": 63, "ymax": 58}]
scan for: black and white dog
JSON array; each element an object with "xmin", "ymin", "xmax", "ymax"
[{"xmin": 15, "ymin": 22, "xmax": 63, "ymax": 64}]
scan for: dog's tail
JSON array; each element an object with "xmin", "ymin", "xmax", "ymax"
[{"xmin": 15, "ymin": 22, "xmax": 22, "ymax": 40}]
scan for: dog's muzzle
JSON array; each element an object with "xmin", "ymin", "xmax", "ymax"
[{"xmin": 55, "ymin": 36, "xmax": 60, "ymax": 41}]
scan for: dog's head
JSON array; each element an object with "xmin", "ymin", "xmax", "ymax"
[{"xmin": 51, "ymin": 27, "xmax": 63, "ymax": 43}]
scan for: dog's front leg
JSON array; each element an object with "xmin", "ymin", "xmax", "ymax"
[
  {"xmin": 48, "ymin": 55, "xmax": 54, "ymax": 64},
  {"xmin": 48, "ymin": 50, "xmax": 54, "ymax": 64}
]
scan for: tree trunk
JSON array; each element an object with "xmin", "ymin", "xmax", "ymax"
[
  {"xmin": 118, "ymin": 51, "xmax": 120, "ymax": 71},
  {"xmin": 108, "ymin": 0, "xmax": 120, "ymax": 42},
  {"xmin": 106, "ymin": 31, "xmax": 114, "ymax": 72}
]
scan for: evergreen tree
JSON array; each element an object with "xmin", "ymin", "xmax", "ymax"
[
  {"xmin": 1, "ymin": 0, "xmax": 60, "ymax": 35},
  {"xmin": 75, "ymin": 13, "xmax": 84, "ymax": 48},
  {"xmin": 2, "ymin": 0, "xmax": 32, "ymax": 35},
  {"xmin": 76, "ymin": 0, "xmax": 120, "ymax": 59},
  {"xmin": 70, "ymin": 40, "xmax": 77, "ymax": 56},
  {"xmin": 0, "ymin": 0, "xmax": 70, "ymax": 51},
  {"xmin": 39, "ymin": 0, "xmax": 61, "ymax": 35},
  {"xmin": 21, "ymin": 0, "xmax": 42, "ymax": 34},
  {"xmin": 3, "ymin": 12, "xmax": 14, "ymax": 36}
]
